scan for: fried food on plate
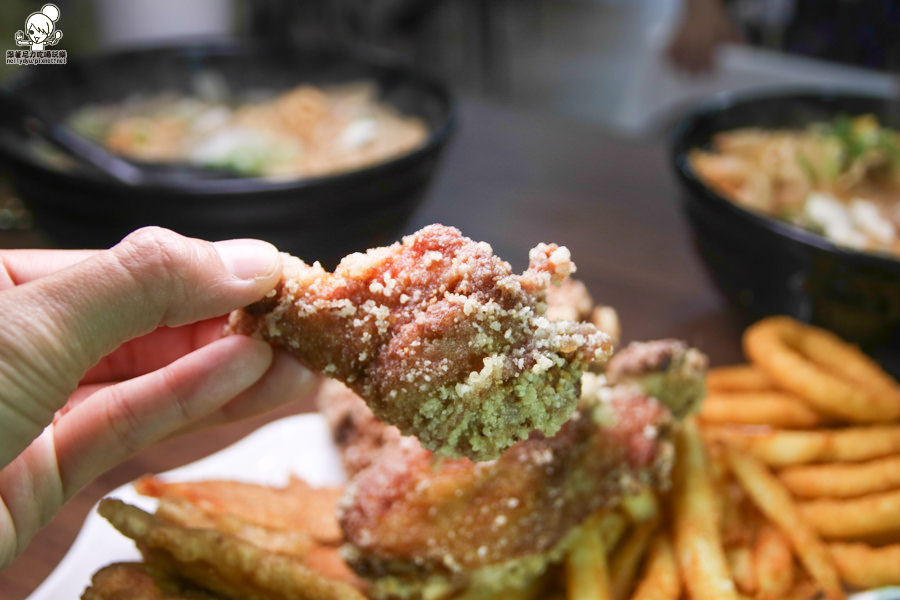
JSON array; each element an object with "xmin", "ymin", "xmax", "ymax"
[
  {"xmin": 671, "ymin": 419, "xmax": 739, "ymax": 600},
  {"xmin": 337, "ymin": 379, "xmax": 675, "ymax": 599},
  {"xmin": 706, "ymin": 364, "xmax": 775, "ymax": 392},
  {"xmin": 724, "ymin": 446, "xmax": 845, "ymax": 600},
  {"xmin": 699, "ymin": 391, "xmax": 825, "ymax": 428},
  {"xmin": 743, "ymin": 316, "xmax": 900, "ymax": 422},
  {"xmin": 323, "ymin": 339, "xmax": 706, "ymax": 599},
  {"xmin": 754, "ymin": 524, "xmax": 794, "ymax": 600},
  {"xmin": 798, "ymin": 488, "xmax": 900, "ymax": 541},
  {"xmin": 604, "ymin": 339, "xmax": 707, "ymax": 420},
  {"xmin": 134, "ymin": 476, "xmax": 358, "ymax": 584},
  {"xmin": 135, "ymin": 476, "xmax": 343, "ymax": 545},
  {"xmin": 228, "ymin": 224, "xmax": 613, "ymax": 461},
  {"xmin": 779, "ymin": 454, "xmax": 900, "ymax": 499},
  {"xmin": 608, "ymin": 517, "xmax": 658, "ymax": 600},
  {"xmin": 828, "ymin": 542, "xmax": 900, "ymax": 588},
  {"xmin": 708, "ymin": 425, "xmax": 900, "ymax": 467},
  {"xmin": 545, "ymin": 278, "xmax": 595, "ymax": 322},
  {"xmin": 82, "ymin": 562, "xmax": 223, "ymax": 599},
  {"xmin": 97, "ymin": 499, "xmax": 366, "ymax": 600},
  {"xmin": 564, "ymin": 512, "xmax": 613, "ymax": 600},
  {"xmin": 628, "ymin": 534, "xmax": 679, "ymax": 600}
]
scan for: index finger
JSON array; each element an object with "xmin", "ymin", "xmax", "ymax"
[{"xmin": 0, "ymin": 249, "xmax": 99, "ymax": 289}]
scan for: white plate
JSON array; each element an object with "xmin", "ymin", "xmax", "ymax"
[{"xmin": 28, "ymin": 414, "xmax": 345, "ymax": 600}]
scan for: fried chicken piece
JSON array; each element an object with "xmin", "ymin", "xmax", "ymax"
[
  {"xmin": 82, "ymin": 562, "xmax": 224, "ymax": 600},
  {"xmin": 134, "ymin": 477, "xmax": 360, "ymax": 586},
  {"xmin": 545, "ymin": 279, "xmax": 595, "ymax": 322},
  {"xmin": 545, "ymin": 278, "xmax": 621, "ymax": 348},
  {"xmin": 335, "ymin": 380, "xmax": 673, "ymax": 598},
  {"xmin": 228, "ymin": 224, "xmax": 612, "ymax": 461},
  {"xmin": 135, "ymin": 477, "xmax": 343, "ymax": 545},
  {"xmin": 325, "ymin": 340, "xmax": 706, "ymax": 599},
  {"xmin": 605, "ymin": 339, "xmax": 707, "ymax": 419},
  {"xmin": 97, "ymin": 499, "xmax": 366, "ymax": 600},
  {"xmin": 317, "ymin": 379, "xmax": 404, "ymax": 477}
]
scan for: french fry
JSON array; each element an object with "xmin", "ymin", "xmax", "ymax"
[
  {"xmin": 828, "ymin": 542, "xmax": 900, "ymax": 588},
  {"xmin": 620, "ymin": 488, "xmax": 658, "ymax": 524},
  {"xmin": 725, "ymin": 545, "xmax": 756, "ymax": 595},
  {"xmin": 609, "ymin": 520, "xmax": 658, "ymax": 600},
  {"xmin": 672, "ymin": 419, "xmax": 739, "ymax": 600},
  {"xmin": 628, "ymin": 534, "xmax": 679, "ymax": 600},
  {"xmin": 452, "ymin": 573, "xmax": 547, "ymax": 600},
  {"xmin": 719, "ymin": 485, "xmax": 756, "ymax": 547},
  {"xmin": 725, "ymin": 446, "xmax": 845, "ymax": 600},
  {"xmin": 780, "ymin": 454, "xmax": 900, "ymax": 499},
  {"xmin": 598, "ymin": 511, "xmax": 628, "ymax": 556},
  {"xmin": 743, "ymin": 316, "xmax": 900, "ymax": 422},
  {"xmin": 707, "ymin": 425, "xmax": 900, "ymax": 467},
  {"xmin": 699, "ymin": 392, "xmax": 825, "ymax": 428},
  {"xmin": 799, "ymin": 488, "xmax": 900, "ymax": 540},
  {"xmin": 707, "ymin": 365, "xmax": 774, "ymax": 392},
  {"xmin": 779, "ymin": 577, "xmax": 821, "ymax": 600},
  {"xmin": 565, "ymin": 512, "xmax": 612, "ymax": 600},
  {"xmin": 754, "ymin": 523, "xmax": 794, "ymax": 600}
]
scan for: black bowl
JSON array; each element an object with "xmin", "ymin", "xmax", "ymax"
[
  {"xmin": 671, "ymin": 90, "xmax": 900, "ymax": 369},
  {"xmin": 0, "ymin": 40, "xmax": 455, "ymax": 266}
]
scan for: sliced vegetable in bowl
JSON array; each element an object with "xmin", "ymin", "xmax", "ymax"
[{"xmin": 690, "ymin": 114, "xmax": 900, "ymax": 258}]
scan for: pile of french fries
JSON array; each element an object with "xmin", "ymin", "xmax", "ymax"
[{"xmin": 497, "ymin": 315, "xmax": 900, "ymax": 600}]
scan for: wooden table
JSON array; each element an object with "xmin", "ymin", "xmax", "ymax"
[{"xmin": 0, "ymin": 98, "xmax": 746, "ymax": 599}]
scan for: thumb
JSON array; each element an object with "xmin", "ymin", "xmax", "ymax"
[{"xmin": 0, "ymin": 226, "xmax": 282, "ymax": 467}]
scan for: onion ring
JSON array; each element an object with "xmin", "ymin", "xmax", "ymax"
[
  {"xmin": 829, "ymin": 543, "xmax": 900, "ymax": 588},
  {"xmin": 780, "ymin": 454, "xmax": 900, "ymax": 499},
  {"xmin": 799, "ymin": 488, "xmax": 900, "ymax": 541},
  {"xmin": 699, "ymin": 391, "xmax": 824, "ymax": 428},
  {"xmin": 743, "ymin": 317, "xmax": 900, "ymax": 422},
  {"xmin": 705, "ymin": 425, "xmax": 900, "ymax": 467},
  {"xmin": 706, "ymin": 365, "xmax": 774, "ymax": 393}
]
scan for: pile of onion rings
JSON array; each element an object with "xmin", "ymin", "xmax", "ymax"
[{"xmin": 700, "ymin": 315, "xmax": 900, "ymax": 595}]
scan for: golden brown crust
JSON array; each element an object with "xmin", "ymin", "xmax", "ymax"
[
  {"xmin": 135, "ymin": 477, "xmax": 343, "ymax": 545},
  {"xmin": 81, "ymin": 562, "xmax": 224, "ymax": 599},
  {"xmin": 325, "ymin": 379, "xmax": 674, "ymax": 598},
  {"xmin": 97, "ymin": 499, "xmax": 366, "ymax": 600},
  {"xmin": 316, "ymin": 379, "xmax": 405, "ymax": 477},
  {"xmin": 545, "ymin": 279, "xmax": 595, "ymax": 322},
  {"xmin": 229, "ymin": 225, "xmax": 612, "ymax": 461}
]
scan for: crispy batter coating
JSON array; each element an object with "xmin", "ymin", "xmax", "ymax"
[
  {"xmin": 81, "ymin": 562, "xmax": 223, "ymax": 599},
  {"xmin": 321, "ymin": 340, "xmax": 707, "ymax": 599},
  {"xmin": 605, "ymin": 339, "xmax": 707, "ymax": 420},
  {"xmin": 136, "ymin": 477, "xmax": 343, "ymax": 545},
  {"xmin": 545, "ymin": 279, "xmax": 595, "ymax": 322},
  {"xmin": 97, "ymin": 499, "xmax": 366, "ymax": 600},
  {"xmin": 317, "ymin": 379, "xmax": 405, "ymax": 477},
  {"xmin": 135, "ymin": 477, "xmax": 360, "ymax": 587},
  {"xmin": 337, "ymin": 383, "xmax": 674, "ymax": 599},
  {"xmin": 228, "ymin": 224, "xmax": 612, "ymax": 461}
]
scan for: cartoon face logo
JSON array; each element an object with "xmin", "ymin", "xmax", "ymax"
[{"xmin": 15, "ymin": 4, "xmax": 63, "ymax": 51}]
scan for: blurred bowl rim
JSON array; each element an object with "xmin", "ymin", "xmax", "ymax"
[
  {"xmin": 670, "ymin": 87, "xmax": 900, "ymax": 273},
  {"xmin": 0, "ymin": 38, "xmax": 456, "ymax": 196}
]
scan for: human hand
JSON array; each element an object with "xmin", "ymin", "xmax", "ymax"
[
  {"xmin": 0, "ymin": 227, "xmax": 318, "ymax": 568},
  {"xmin": 667, "ymin": 3, "xmax": 745, "ymax": 74}
]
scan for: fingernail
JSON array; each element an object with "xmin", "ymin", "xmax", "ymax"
[{"xmin": 213, "ymin": 239, "xmax": 280, "ymax": 280}]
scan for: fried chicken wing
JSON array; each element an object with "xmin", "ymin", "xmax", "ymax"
[
  {"xmin": 135, "ymin": 476, "xmax": 343, "ymax": 546},
  {"xmin": 97, "ymin": 499, "xmax": 366, "ymax": 600},
  {"xmin": 320, "ymin": 340, "xmax": 706, "ymax": 599},
  {"xmin": 228, "ymin": 224, "xmax": 612, "ymax": 461},
  {"xmin": 82, "ymin": 562, "xmax": 224, "ymax": 599}
]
